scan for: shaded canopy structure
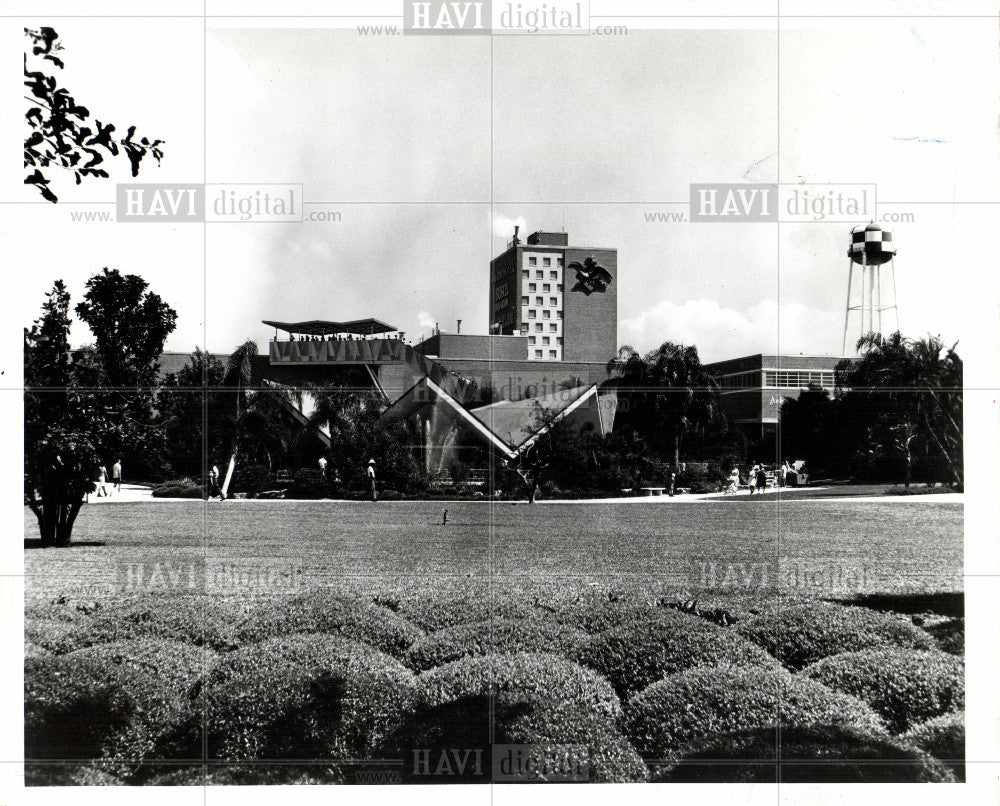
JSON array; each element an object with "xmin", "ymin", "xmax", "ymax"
[
  {"xmin": 382, "ymin": 377, "xmax": 617, "ymax": 473},
  {"xmin": 263, "ymin": 318, "xmax": 398, "ymax": 337}
]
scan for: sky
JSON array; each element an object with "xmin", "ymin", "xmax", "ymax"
[{"xmin": 5, "ymin": 20, "xmax": 999, "ymax": 373}]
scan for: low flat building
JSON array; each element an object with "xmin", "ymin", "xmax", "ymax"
[{"xmin": 703, "ymin": 353, "xmax": 844, "ymax": 439}]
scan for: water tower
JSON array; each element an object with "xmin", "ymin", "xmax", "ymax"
[{"xmin": 842, "ymin": 222, "xmax": 899, "ymax": 354}]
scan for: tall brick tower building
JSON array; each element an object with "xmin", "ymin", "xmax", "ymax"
[{"xmin": 489, "ymin": 229, "xmax": 617, "ymax": 363}]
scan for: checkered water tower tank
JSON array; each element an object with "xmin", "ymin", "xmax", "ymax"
[{"xmin": 848, "ymin": 222, "xmax": 896, "ymax": 265}]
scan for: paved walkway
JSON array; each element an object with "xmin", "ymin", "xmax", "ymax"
[{"xmin": 84, "ymin": 483, "xmax": 154, "ymax": 503}]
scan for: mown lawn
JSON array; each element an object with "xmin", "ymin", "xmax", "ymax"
[{"xmin": 24, "ymin": 497, "xmax": 962, "ymax": 599}]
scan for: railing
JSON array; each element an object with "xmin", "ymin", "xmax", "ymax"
[{"xmin": 269, "ymin": 337, "xmax": 410, "ymax": 365}]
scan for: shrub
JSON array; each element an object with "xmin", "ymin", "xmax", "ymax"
[
  {"xmin": 232, "ymin": 592, "xmax": 424, "ymax": 657},
  {"xmin": 39, "ymin": 596, "xmax": 245, "ymax": 654},
  {"xmin": 385, "ymin": 652, "xmax": 647, "ymax": 782},
  {"xmin": 394, "ymin": 586, "xmax": 536, "ymax": 631},
  {"xmin": 405, "ymin": 618, "xmax": 588, "ymax": 672},
  {"xmin": 737, "ymin": 599, "xmax": 934, "ymax": 670},
  {"xmin": 621, "ymin": 663, "xmax": 886, "ymax": 760},
  {"xmin": 573, "ymin": 608, "xmax": 779, "ymax": 700},
  {"xmin": 544, "ymin": 591, "xmax": 662, "ymax": 634},
  {"xmin": 151, "ymin": 478, "xmax": 204, "ymax": 498},
  {"xmin": 902, "ymin": 711, "xmax": 965, "ymax": 779},
  {"xmin": 801, "ymin": 648, "xmax": 964, "ymax": 733},
  {"xmin": 25, "ymin": 763, "xmax": 125, "ymax": 786},
  {"xmin": 25, "ymin": 638, "xmax": 212, "ymax": 780},
  {"xmin": 230, "ymin": 463, "xmax": 272, "ymax": 495},
  {"xmin": 653, "ymin": 725, "xmax": 954, "ymax": 783},
  {"xmin": 925, "ymin": 617, "xmax": 964, "ymax": 655},
  {"xmin": 288, "ymin": 468, "xmax": 329, "ymax": 499},
  {"xmin": 204, "ymin": 633, "xmax": 417, "ymax": 762}
]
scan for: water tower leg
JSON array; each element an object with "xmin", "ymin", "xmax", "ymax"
[
  {"xmin": 842, "ymin": 260, "xmax": 854, "ymax": 354},
  {"xmin": 877, "ymin": 264, "xmax": 883, "ymax": 335}
]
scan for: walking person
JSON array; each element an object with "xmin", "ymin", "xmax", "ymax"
[
  {"xmin": 96, "ymin": 463, "xmax": 109, "ymax": 497},
  {"xmin": 367, "ymin": 458, "xmax": 378, "ymax": 501},
  {"xmin": 112, "ymin": 459, "xmax": 122, "ymax": 492},
  {"xmin": 209, "ymin": 464, "xmax": 220, "ymax": 499},
  {"xmin": 755, "ymin": 464, "xmax": 768, "ymax": 494},
  {"xmin": 747, "ymin": 464, "xmax": 758, "ymax": 495},
  {"xmin": 318, "ymin": 455, "xmax": 328, "ymax": 476}
]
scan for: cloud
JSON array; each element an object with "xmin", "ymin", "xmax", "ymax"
[{"xmin": 620, "ymin": 299, "xmax": 843, "ymax": 362}]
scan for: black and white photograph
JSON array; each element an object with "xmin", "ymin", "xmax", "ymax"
[{"xmin": 4, "ymin": 0, "xmax": 1000, "ymax": 801}]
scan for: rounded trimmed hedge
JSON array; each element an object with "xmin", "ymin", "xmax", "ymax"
[
  {"xmin": 621, "ymin": 663, "xmax": 886, "ymax": 760},
  {"xmin": 405, "ymin": 618, "xmax": 587, "ymax": 672},
  {"xmin": 231, "ymin": 592, "xmax": 424, "ymax": 657},
  {"xmin": 394, "ymin": 588, "xmax": 536, "ymax": 632},
  {"xmin": 737, "ymin": 599, "xmax": 934, "ymax": 670},
  {"xmin": 801, "ymin": 648, "xmax": 964, "ymax": 733},
  {"xmin": 653, "ymin": 724, "xmax": 955, "ymax": 783},
  {"xmin": 25, "ymin": 638, "xmax": 212, "ymax": 778},
  {"xmin": 385, "ymin": 652, "xmax": 647, "ymax": 782},
  {"xmin": 204, "ymin": 633, "xmax": 417, "ymax": 762},
  {"xmin": 574, "ymin": 608, "xmax": 779, "ymax": 700},
  {"xmin": 902, "ymin": 711, "xmax": 964, "ymax": 779},
  {"xmin": 43, "ymin": 592, "xmax": 424, "ymax": 658}
]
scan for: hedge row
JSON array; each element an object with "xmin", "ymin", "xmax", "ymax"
[
  {"xmin": 384, "ymin": 652, "xmax": 646, "ymax": 782},
  {"xmin": 653, "ymin": 724, "xmax": 954, "ymax": 783},
  {"xmin": 901, "ymin": 711, "xmax": 965, "ymax": 780},
  {"xmin": 204, "ymin": 633, "xmax": 418, "ymax": 761},
  {"xmin": 30, "ymin": 591, "xmax": 424, "ymax": 659},
  {"xmin": 405, "ymin": 618, "xmax": 588, "ymax": 672},
  {"xmin": 573, "ymin": 608, "xmax": 779, "ymax": 700},
  {"xmin": 801, "ymin": 648, "xmax": 964, "ymax": 733},
  {"xmin": 25, "ymin": 638, "xmax": 212, "ymax": 781},
  {"xmin": 737, "ymin": 599, "xmax": 935, "ymax": 670}
]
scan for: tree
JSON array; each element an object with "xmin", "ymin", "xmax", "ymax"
[
  {"xmin": 307, "ymin": 385, "xmax": 421, "ymax": 494},
  {"xmin": 219, "ymin": 340, "xmax": 259, "ymax": 498},
  {"xmin": 158, "ymin": 350, "xmax": 227, "ymax": 478},
  {"xmin": 25, "ymin": 273, "xmax": 179, "ymax": 545},
  {"xmin": 75, "ymin": 268, "xmax": 177, "ymax": 388},
  {"xmin": 24, "ymin": 27, "xmax": 165, "ymax": 203},
  {"xmin": 778, "ymin": 385, "xmax": 836, "ymax": 476},
  {"xmin": 837, "ymin": 332, "xmax": 963, "ymax": 486},
  {"xmin": 607, "ymin": 342, "xmax": 724, "ymax": 467}
]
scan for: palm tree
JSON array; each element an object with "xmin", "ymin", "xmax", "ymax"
[
  {"xmin": 607, "ymin": 342, "xmax": 722, "ymax": 468},
  {"xmin": 845, "ymin": 332, "xmax": 962, "ymax": 486},
  {"xmin": 219, "ymin": 339, "xmax": 257, "ymax": 498}
]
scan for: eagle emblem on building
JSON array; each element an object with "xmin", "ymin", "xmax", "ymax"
[{"xmin": 568, "ymin": 255, "xmax": 613, "ymax": 295}]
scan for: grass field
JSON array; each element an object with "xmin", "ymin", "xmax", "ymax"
[{"xmin": 23, "ymin": 495, "xmax": 965, "ymax": 785}]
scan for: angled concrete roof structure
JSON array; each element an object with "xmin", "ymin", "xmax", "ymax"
[{"xmin": 263, "ymin": 318, "xmax": 398, "ymax": 336}]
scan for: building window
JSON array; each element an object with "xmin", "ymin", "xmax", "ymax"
[
  {"xmin": 550, "ymin": 271, "xmax": 558, "ymax": 279},
  {"xmin": 557, "ymin": 336, "xmax": 563, "ymax": 344},
  {"xmin": 557, "ymin": 257, "xmax": 563, "ymax": 266},
  {"xmin": 520, "ymin": 324, "xmax": 528, "ymax": 333},
  {"xmin": 535, "ymin": 323, "xmax": 543, "ymax": 332},
  {"xmin": 542, "ymin": 336, "xmax": 550, "ymax": 345},
  {"xmin": 536, "ymin": 270, "xmax": 543, "ymax": 278},
  {"xmin": 521, "ymin": 296, "xmax": 528, "ymax": 305},
  {"xmin": 549, "ymin": 297, "xmax": 557, "ymax": 306},
  {"xmin": 528, "ymin": 257, "xmax": 536, "ymax": 265},
  {"xmin": 522, "ymin": 269, "xmax": 529, "ymax": 278},
  {"xmin": 557, "ymin": 284, "xmax": 563, "ymax": 291},
  {"xmin": 533, "ymin": 296, "xmax": 541, "ymax": 306},
  {"xmin": 549, "ymin": 323, "xmax": 557, "ymax": 332},
  {"xmin": 527, "ymin": 309, "xmax": 536, "ymax": 319},
  {"xmin": 557, "ymin": 310, "xmax": 563, "ymax": 319},
  {"xmin": 528, "ymin": 283, "xmax": 536, "ymax": 292},
  {"xmin": 528, "ymin": 336, "xmax": 535, "ymax": 345},
  {"xmin": 542, "ymin": 310, "xmax": 551, "ymax": 319},
  {"xmin": 535, "ymin": 349, "xmax": 543, "ymax": 358},
  {"xmin": 543, "ymin": 257, "xmax": 551, "ymax": 266},
  {"xmin": 549, "ymin": 350, "xmax": 557, "ymax": 358},
  {"xmin": 542, "ymin": 283, "xmax": 550, "ymax": 292}
]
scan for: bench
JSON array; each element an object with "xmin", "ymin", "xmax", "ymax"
[{"xmin": 641, "ymin": 487, "xmax": 666, "ymax": 497}]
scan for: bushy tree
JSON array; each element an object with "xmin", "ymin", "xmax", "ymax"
[
  {"xmin": 606, "ymin": 342, "xmax": 725, "ymax": 467},
  {"xmin": 157, "ymin": 350, "xmax": 227, "ymax": 478},
  {"xmin": 25, "ymin": 273, "xmax": 178, "ymax": 545},
  {"xmin": 836, "ymin": 332, "xmax": 962, "ymax": 486}
]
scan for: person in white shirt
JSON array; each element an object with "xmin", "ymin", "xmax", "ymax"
[{"xmin": 366, "ymin": 459, "xmax": 377, "ymax": 501}]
